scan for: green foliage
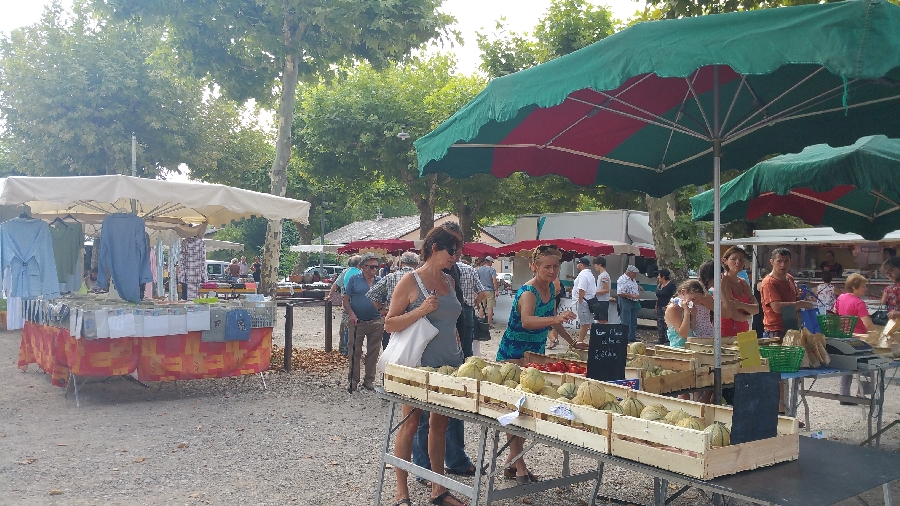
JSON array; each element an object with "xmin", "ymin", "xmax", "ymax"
[
  {"xmin": 96, "ymin": 0, "xmax": 454, "ymax": 105},
  {"xmin": 0, "ymin": 2, "xmax": 211, "ymax": 176},
  {"xmin": 476, "ymin": 21, "xmax": 542, "ymax": 78}
]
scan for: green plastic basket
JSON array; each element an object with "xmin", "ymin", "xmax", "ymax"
[
  {"xmin": 758, "ymin": 346, "xmax": 805, "ymax": 373},
  {"xmin": 816, "ymin": 314, "xmax": 858, "ymax": 338}
]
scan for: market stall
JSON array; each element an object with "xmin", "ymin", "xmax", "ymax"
[{"xmin": 3, "ymin": 175, "xmax": 309, "ymax": 398}]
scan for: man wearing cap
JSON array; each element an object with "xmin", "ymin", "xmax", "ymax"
[
  {"xmin": 573, "ymin": 257, "xmax": 598, "ymax": 345},
  {"xmin": 475, "ymin": 257, "xmax": 499, "ymax": 328},
  {"xmin": 366, "ymin": 251, "xmax": 419, "ymax": 349},
  {"xmin": 617, "ymin": 265, "xmax": 643, "ymax": 342},
  {"xmin": 342, "ymin": 253, "xmax": 383, "ymax": 392}
]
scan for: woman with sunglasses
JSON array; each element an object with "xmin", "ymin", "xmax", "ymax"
[
  {"xmin": 386, "ymin": 225, "xmax": 467, "ymax": 506},
  {"xmin": 495, "ymin": 245, "xmax": 577, "ymax": 484}
]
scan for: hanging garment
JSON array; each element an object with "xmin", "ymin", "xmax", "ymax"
[
  {"xmin": 176, "ymin": 236, "xmax": 207, "ymax": 300},
  {"xmin": 145, "ymin": 246, "xmax": 156, "ymax": 299},
  {"xmin": 0, "ymin": 217, "xmax": 61, "ymax": 299},
  {"xmin": 49, "ymin": 220, "xmax": 84, "ymax": 291},
  {"xmin": 96, "ymin": 214, "xmax": 153, "ymax": 303}
]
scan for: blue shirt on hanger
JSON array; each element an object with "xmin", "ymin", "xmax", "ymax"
[
  {"xmin": 97, "ymin": 214, "xmax": 153, "ymax": 303},
  {"xmin": 0, "ymin": 217, "xmax": 61, "ymax": 299}
]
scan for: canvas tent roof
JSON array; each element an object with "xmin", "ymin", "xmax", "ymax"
[
  {"xmin": 719, "ymin": 227, "xmax": 900, "ymax": 246},
  {"xmin": 0, "ymin": 175, "xmax": 310, "ymax": 228}
]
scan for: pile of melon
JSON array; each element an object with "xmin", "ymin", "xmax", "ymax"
[{"xmin": 638, "ymin": 404, "xmax": 731, "ymax": 446}]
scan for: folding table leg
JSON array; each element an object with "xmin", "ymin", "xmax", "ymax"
[
  {"xmin": 885, "ymin": 482, "xmax": 894, "ymax": 506},
  {"xmin": 471, "ymin": 424, "xmax": 488, "ymax": 506},
  {"xmin": 374, "ymin": 400, "xmax": 396, "ymax": 506},
  {"xmin": 485, "ymin": 429, "xmax": 501, "ymax": 505},
  {"xmin": 588, "ymin": 462, "xmax": 603, "ymax": 506},
  {"xmin": 562, "ymin": 450, "xmax": 570, "ymax": 477},
  {"xmin": 653, "ymin": 477, "xmax": 668, "ymax": 506}
]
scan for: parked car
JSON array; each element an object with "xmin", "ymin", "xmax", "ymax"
[
  {"xmin": 205, "ymin": 260, "xmax": 231, "ymax": 282},
  {"xmin": 303, "ymin": 265, "xmax": 344, "ymax": 280}
]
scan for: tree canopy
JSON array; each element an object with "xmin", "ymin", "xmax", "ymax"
[{"xmin": 0, "ymin": 2, "xmax": 211, "ymax": 176}]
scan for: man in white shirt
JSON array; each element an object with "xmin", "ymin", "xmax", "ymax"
[
  {"xmin": 593, "ymin": 256, "xmax": 611, "ymax": 324},
  {"xmin": 573, "ymin": 257, "xmax": 597, "ymax": 344},
  {"xmin": 616, "ymin": 265, "xmax": 643, "ymax": 342}
]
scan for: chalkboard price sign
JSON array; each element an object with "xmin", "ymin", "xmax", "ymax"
[
  {"xmin": 586, "ymin": 323, "xmax": 628, "ymax": 381},
  {"xmin": 730, "ymin": 371, "xmax": 780, "ymax": 445}
]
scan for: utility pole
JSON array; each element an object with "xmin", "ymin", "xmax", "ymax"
[{"xmin": 320, "ymin": 202, "xmax": 332, "ymax": 269}]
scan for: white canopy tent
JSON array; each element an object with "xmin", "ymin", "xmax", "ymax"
[
  {"xmin": 289, "ymin": 244, "xmax": 345, "ymax": 254},
  {"xmin": 0, "ymin": 175, "xmax": 310, "ymax": 299},
  {"xmin": 0, "ymin": 175, "xmax": 310, "ymax": 228},
  {"xmin": 203, "ymin": 239, "xmax": 244, "ymax": 253}
]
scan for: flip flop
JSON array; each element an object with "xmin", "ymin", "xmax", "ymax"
[
  {"xmin": 447, "ymin": 465, "xmax": 476, "ymax": 477},
  {"xmin": 393, "ymin": 499, "xmax": 412, "ymax": 506},
  {"xmin": 547, "ymin": 338, "xmax": 559, "ymax": 349},
  {"xmin": 430, "ymin": 490, "xmax": 466, "ymax": 506}
]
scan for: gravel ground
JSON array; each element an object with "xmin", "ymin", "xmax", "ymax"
[{"xmin": 2, "ymin": 304, "xmax": 899, "ymax": 506}]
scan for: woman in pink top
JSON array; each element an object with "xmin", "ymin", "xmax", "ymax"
[
  {"xmin": 833, "ymin": 273, "xmax": 874, "ymax": 334},
  {"xmin": 833, "ymin": 273, "xmax": 875, "ymax": 401}
]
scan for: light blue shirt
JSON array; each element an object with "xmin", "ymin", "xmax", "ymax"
[
  {"xmin": 0, "ymin": 217, "xmax": 61, "ymax": 299},
  {"xmin": 97, "ymin": 214, "xmax": 153, "ymax": 303}
]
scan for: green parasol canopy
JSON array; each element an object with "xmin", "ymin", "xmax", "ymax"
[{"xmin": 691, "ymin": 135, "xmax": 900, "ymax": 240}]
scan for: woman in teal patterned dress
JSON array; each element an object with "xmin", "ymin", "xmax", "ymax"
[
  {"xmin": 496, "ymin": 245, "xmax": 577, "ymax": 483},
  {"xmin": 497, "ymin": 245, "xmax": 577, "ymax": 362}
]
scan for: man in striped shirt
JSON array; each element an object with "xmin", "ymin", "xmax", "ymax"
[{"xmin": 366, "ymin": 251, "xmax": 419, "ymax": 349}]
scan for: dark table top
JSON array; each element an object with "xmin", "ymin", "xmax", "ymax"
[{"xmin": 706, "ymin": 437, "xmax": 900, "ymax": 505}]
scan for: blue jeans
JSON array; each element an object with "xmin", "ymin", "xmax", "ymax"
[
  {"xmin": 413, "ymin": 412, "xmax": 473, "ymax": 474},
  {"xmin": 620, "ymin": 298, "xmax": 638, "ymax": 342},
  {"xmin": 461, "ymin": 305, "xmax": 475, "ymax": 358}
]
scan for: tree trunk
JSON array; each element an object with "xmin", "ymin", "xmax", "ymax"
[
  {"xmin": 412, "ymin": 174, "xmax": 439, "ymax": 240},
  {"xmin": 259, "ymin": 50, "xmax": 301, "ymax": 296},
  {"xmin": 646, "ymin": 193, "xmax": 689, "ymax": 282},
  {"xmin": 292, "ymin": 221, "xmax": 312, "ymax": 275},
  {"xmin": 455, "ymin": 200, "xmax": 483, "ymax": 242}
]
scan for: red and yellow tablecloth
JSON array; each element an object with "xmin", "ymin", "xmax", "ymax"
[{"xmin": 17, "ymin": 321, "xmax": 272, "ymax": 387}]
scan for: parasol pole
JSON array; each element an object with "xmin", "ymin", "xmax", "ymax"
[{"xmin": 712, "ymin": 66, "xmax": 723, "ymax": 404}]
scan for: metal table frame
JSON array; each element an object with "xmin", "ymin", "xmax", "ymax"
[
  {"xmin": 781, "ymin": 362, "xmax": 900, "ymax": 448},
  {"xmin": 374, "ymin": 389, "xmax": 899, "ymax": 506}
]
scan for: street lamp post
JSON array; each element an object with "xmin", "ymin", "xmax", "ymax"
[{"xmin": 320, "ymin": 202, "xmax": 332, "ymax": 269}]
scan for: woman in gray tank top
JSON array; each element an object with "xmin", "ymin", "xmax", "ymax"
[{"xmin": 385, "ymin": 225, "xmax": 466, "ymax": 506}]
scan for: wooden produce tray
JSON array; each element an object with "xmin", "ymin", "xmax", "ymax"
[
  {"xmin": 609, "ymin": 391, "xmax": 799, "ymax": 480},
  {"xmin": 524, "ymin": 350, "xmax": 588, "ymax": 369},
  {"xmin": 479, "ymin": 376, "xmax": 612, "ymax": 454},
  {"xmin": 426, "ymin": 372, "xmax": 479, "ymax": 413},
  {"xmin": 641, "ymin": 356, "xmax": 696, "ymax": 394},
  {"xmin": 383, "ymin": 363, "xmax": 429, "ymax": 402}
]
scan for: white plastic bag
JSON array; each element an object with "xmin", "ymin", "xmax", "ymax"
[{"xmin": 376, "ymin": 316, "xmax": 439, "ymax": 375}]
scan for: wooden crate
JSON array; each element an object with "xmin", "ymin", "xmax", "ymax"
[
  {"xmin": 383, "ymin": 363, "xmax": 429, "ymax": 402},
  {"xmin": 479, "ymin": 379, "xmax": 612, "ymax": 454},
  {"xmin": 695, "ymin": 363, "xmax": 772, "ymax": 388},
  {"xmin": 524, "ymin": 350, "xmax": 587, "ymax": 369},
  {"xmin": 609, "ymin": 392, "xmax": 799, "ymax": 480},
  {"xmin": 426, "ymin": 372, "xmax": 479, "ymax": 413},
  {"xmin": 640, "ymin": 357, "xmax": 696, "ymax": 394}
]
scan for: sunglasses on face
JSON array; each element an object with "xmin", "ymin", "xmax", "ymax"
[
  {"xmin": 445, "ymin": 246, "xmax": 458, "ymax": 256},
  {"xmin": 364, "ymin": 264, "xmax": 379, "ymax": 270}
]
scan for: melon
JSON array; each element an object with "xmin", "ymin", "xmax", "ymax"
[
  {"xmin": 465, "ymin": 356, "xmax": 487, "ymax": 371},
  {"xmin": 499, "ymin": 363, "xmax": 521, "ymax": 383},
  {"xmin": 540, "ymin": 386, "xmax": 560, "ymax": 399},
  {"xmin": 503, "ymin": 380, "xmax": 519, "ymax": 388},
  {"xmin": 664, "ymin": 409, "xmax": 692, "ymax": 425},
  {"xmin": 600, "ymin": 401, "xmax": 624, "ymax": 414},
  {"xmin": 676, "ymin": 417, "xmax": 705, "ymax": 430},
  {"xmin": 437, "ymin": 365, "xmax": 456, "ymax": 376},
  {"xmin": 519, "ymin": 367, "xmax": 546, "ymax": 393},
  {"xmin": 705, "ymin": 422, "xmax": 731, "ymax": 447},
  {"xmin": 626, "ymin": 355, "xmax": 651, "ymax": 369},
  {"xmin": 629, "ymin": 342, "xmax": 647, "ymax": 355},
  {"xmin": 572, "ymin": 381, "xmax": 607, "ymax": 408},
  {"xmin": 619, "ymin": 397, "xmax": 645, "ymax": 417},
  {"xmin": 481, "ymin": 366, "xmax": 503, "ymax": 384},
  {"xmin": 515, "ymin": 384, "xmax": 535, "ymax": 394},
  {"xmin": 418, "ymin": 366, "xmax": 436, "ymax": 372},
  {"xmin": 605, "ymin": 392, "xmax": 618, "ymax": 404},
  {"xmin": 640, "ymin": 405, "xmax": 668, "ymax": 421},
  {"xmin": 456, "ymin": 362, "xmax": 483, "ymax": 380},
  {"xmin": 557, "ymin": 383, "xmax": 577, "ymax": 400}
]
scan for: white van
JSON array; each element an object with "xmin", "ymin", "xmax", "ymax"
[{"xmin": 205, "ymin": 260, "xmax": 231, "ymax": 281}]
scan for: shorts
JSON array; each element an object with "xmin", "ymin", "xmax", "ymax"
[
  {"xmin": 763, "ymin": 329, "xmax": 785, "ymax": 339},
  {"xmin": 592, "ymin": 300, "xmax": 609, "ymax": 321},
  {"xmin": 482, "ymin": 290, "xmax": 496, "ymax": 308},
  {"xmin": 576, "ymin": 300, "xmax": 594, "ymax": 327}
]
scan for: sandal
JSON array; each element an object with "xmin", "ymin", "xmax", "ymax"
[
  {"xmin": 447, "ymin": 465, "xmax": 476, "ymax": 476},
  {"xmin": 394, "ymin": 499, "xmax": 412, "ymax": 506},
  {"xmin": 431, "ymin": 490, "xmax": 466, "ymax": 506},
  {"xmin": 503, "ymin": 468, "xmax": 539, "ymax": 482},
  {"xmin": 547, "ymin": 337, "xmax": 559, "ymax": 349}
]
